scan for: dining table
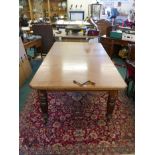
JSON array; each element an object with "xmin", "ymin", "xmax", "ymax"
[{"xmin": 30, "ymin": 42, "xmax": 127, "ymax": 124}]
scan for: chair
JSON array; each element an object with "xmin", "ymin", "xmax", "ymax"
[
  {"xmin": 96, "ymin": 19, "xmax": 112, "ymax": 37},
  {"xmin": 125, "ymin": 43, "xmax": 135, "ymax": 99},
  {"xmin": 125, "ymin": 60, "xmax": 135, "ymax": 99},
  {"xmin": 32, "ymin": 24, "xmax": 55, "ymax": 57}
]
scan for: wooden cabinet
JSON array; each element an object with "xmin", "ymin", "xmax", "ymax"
[
  {"xmin": 20, "ymin": 0, "xmax": 67, "ymax": 20},
  {"xmin": 49, "ymin": 0, "xmax": 67, "ymax": 17},
  {"xmin": 20, "ymin": 0, "xmax": 31, "ymax": 19}
]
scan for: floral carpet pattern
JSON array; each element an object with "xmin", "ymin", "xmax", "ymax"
[{"xmin": 19, "ymin": 90, "xmax": 135, "ymax": 155}]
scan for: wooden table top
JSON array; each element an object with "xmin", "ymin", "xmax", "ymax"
[{"xmin": 30, "ymin": 42, "xmax": 126, "ymax": 91}]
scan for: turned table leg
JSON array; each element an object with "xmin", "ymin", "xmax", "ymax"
[
  {"xmin": 38, "ymin": 90, "xmax": 48, "ymax": 124},
  {"xmin": 106, "ymin": 90, "xmax": 118, "ymax": 120}
]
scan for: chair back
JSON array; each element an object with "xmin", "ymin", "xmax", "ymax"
[
  {"xmin": 96, "ymin": 19, "xmax": 112, "ymax": 36},
  {"xmin": 32, "ymin": 24, "xmax": 55, "ymax": 54}
]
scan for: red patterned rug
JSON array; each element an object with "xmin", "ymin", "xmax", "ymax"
[{"xmin": 19, "ymin": 90, "xmax": 135, "ymax": 155}]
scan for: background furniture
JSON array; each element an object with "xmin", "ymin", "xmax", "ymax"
[
  {"xmin": 96, "ymin": 19, "xmax": 112, "ymax": 36},
  {"xmin": 125, "ymin": 60, "xmax": 135, "ymax": 99},
  {"xmin": 125, "ymin": 43, "xmax": 135, "ymax": 99},
  {"xmin": 53, "ymin": 29, "xmax": 99, "ymax": 42},
  {"xmin": 19, "ymin": 37, "xmax": 32, "ymax": 87},
  {"xmin": 100, "ymin": 36, "xmax": 135, "ymax": 58},
  {"xmin": 20, "ymin": 0, "xmax": 67, "ymax": 20},
  {"xmin": 32, "ymin": 24, "xmax": 55, "ymax": 57},
  {"xmin": 19, "ymin": 55, "xmax": 32, "ymax": 87},
  {"xmin": 127, "ymin": 43, "xmax": 135, "ymax": 61},
  {"xmin": 23, "ymin": 37, "xmax": 43, "ymax": 57},
  {"xmin": 65, "ymin": 25, "xmax": 87, "ymax": 35},
  {"xmin": 88, "ymin": 2, "xmax": 102, "ymax": 20},
  {"xmin": 53, "ymin": 20, "xmax": 92, "ymax": 29}
]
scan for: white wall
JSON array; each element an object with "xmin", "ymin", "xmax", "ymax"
[{"xmin": 67, "ymin": 0, "xmax": 134, "ymax": 19}]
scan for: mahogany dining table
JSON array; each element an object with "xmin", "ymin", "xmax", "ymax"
[{"xmin": 30, "ymin": 42, "xmax": 126, "ymax": 124}]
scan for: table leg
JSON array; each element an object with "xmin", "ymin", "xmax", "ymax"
[
  {"xmin": 39, "ymin": 42, "xmax": 43, "ymax": 59},
  {"xmin": 38, "ymin": 90, "xmax": 48, "ymax": 124},
  {"xmin": 65, "ymin": 29, "xmax": 69, "ymax": 35},
  {"xmin": 106, "ymin": 90, "xmax": 118, "ymax": 120},
  {"xmin": 83, "ymin": 30, "xmax": 86, "ymax": 35}
]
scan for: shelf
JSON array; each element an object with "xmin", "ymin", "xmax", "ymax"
[{"xmin": 21, "ymin": 0, "xmax": 67, "ymax": 19}]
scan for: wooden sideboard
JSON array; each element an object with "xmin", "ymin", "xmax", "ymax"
[
  {"xmin": 100, "ymin": 36, "xmax": 135, "ymax": 58},
  {"xmin": 53, "ymin": 29, "xmax": 99, "ymax": 42}
]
